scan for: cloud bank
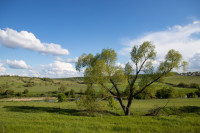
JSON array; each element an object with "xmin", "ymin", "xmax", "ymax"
[
  {"xmin": 0, "ymin": 28, "xmax": 69, "ymax": 56},
  {"xmin": 0, "ymin": 62, "xmax": 6, "ymax": 74},
  {"xmin": 6, "ymin": 59, "xmax": 30, "ymax": 69},
  {"xmin": 56, "ymin": 57, "xmax": 78, "ymax": 63},
  {"xmin": 41, "ymin": 61, "xmax": 80, "ymax": 78},
  {"xmin": 120, "ymin": 21, "xmax": 200, "ymax": 71}
]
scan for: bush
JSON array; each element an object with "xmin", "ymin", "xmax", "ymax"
[
  {"xmin": 16, "ymin": 92, "xmax": 23, "ymax": 97},
  {"xmin": 4, "ymin": 89, "xmax": 15, "ymax": 97},
  {"xmin": 58, "ymin": 84, "xmax": 67, "ymax": 93},
  {"xmin": 177, "ymin": 82, "xmax": 189, "ymax": 88},
  {"xmin": 195, "ymin": 89, "xmax": 200, "ymax": 97},
  {"xmin": 107, "ymin": 97, "xmax": 117, "ymax": 110},
  {"xmin": 70, "ymin": 89, "xmax": 76, "ymax": 98},
  {"xmin": 76, "ymin": 86, "xmax": 100, "ymax": 113},
  {"xmin": 156, "ymin": 87, "xmax": 177, "ymax": 99},
  {"xmin": 24, "ymin": 82, "xmax": 34, "ymax": 87},
  {"xmin": 190, "ymin": 83, "xmax": 199, "ymax": 89},
  {"xmin": 57, "ymin": 93, "xmax": 66, "ymax": 102},
  {"xmin": 187, "ymin": 92, "xmax": 198, "ymax": 98},
  {"xmin": 0, "ymin": 88, "xmax": 5, "ymax": 95},
  {"xmin": 135, "ymin": 87, "xmax": 156, "ymax": 99},
  {"xmin": 23, "ymin": 89, "xmax": 29, "ymax": 94}
]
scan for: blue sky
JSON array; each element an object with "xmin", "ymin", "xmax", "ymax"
[{"xmin": 0, "ymin": 0, "xmax": 200, "ymax": 77}]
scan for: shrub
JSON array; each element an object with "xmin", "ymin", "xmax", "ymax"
[
  {"xmin": 177, "ymin": 82, "xmax": 189, "ymax": 88},
  {"xmin": 70, "ymin": 89, "xmax": 76, "ymax": 98},
  {"xmin": 23, "ymin": 89, "xmax": 29, "ymax": 94},
  {"xmin": 57, "ymin": 93, "xmax": 66, "ymax": 102},
  {"xmin": 58, "ymin": 84, "xmax": 67, "ymax": 93},
  {"xmin": 24, "ymin": 82, "xmax": 34, "ymax": 87},
  {"xmin": 190, "ymin": 83, "xmax": 199, "ymax": 89},
  {"xmin": 76, "ymin": 86, "xmax": 100, "ymax": 113},
  {"xmin": 4, "ymin": 89, "xmax": 15, "ymax": 97},
  {"xmin": 0, "ymin": 88, "xmax": 5, "ymax": 95},
  {"xmin": 156, "ymin": 87, "xmax": 177, "ymax": 99},
  {"xmin": 107, "ymin": 97, "xmax": 117, "ymax": 110},
  {"xmin": 187, "ymin": 92, "xmax": 198, "ymax": 98},
  {"xmin": 16, "ymin": 92, "xmax": 23, "ymax": 97},
  {"xmin": 135, "ymin": 87, "xmax": 156, "ymax": 99},
  {"xmin": 44, "ymin": 97, "xmax": 50, "ymax": 102},
  {"xmin": 195, "ymin": 90, "xmax": 200, "ymax": 97}
]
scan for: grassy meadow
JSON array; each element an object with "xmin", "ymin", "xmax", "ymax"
[
  {"xmin": 0, "ymin": 75, "xmax": 199, "ymax": 96},
  {"xmin": 0, "ymin": 98, "xmax": 200, "ymax": 133},
  {"xmin": 0, "ymin": 75, "xmax": 200, "ymax": 132}
]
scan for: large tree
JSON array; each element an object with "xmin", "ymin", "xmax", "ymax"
[{"xmin": 76, "ymin": 41, "xmax": 187, "ymax": 116}]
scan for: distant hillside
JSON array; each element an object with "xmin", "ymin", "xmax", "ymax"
[
  {"xmin": 164, "ymin": 75, "xmax": 200, "ymax": 85},
  {"xmin": 54, "ymin": 77, "xmax": 84, "ymax": 82}
]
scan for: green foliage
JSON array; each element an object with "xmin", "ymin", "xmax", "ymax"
[
  {"xmin": 1, "ymin": 82, "xmax": 10, "ymax": 89},
  {"xmin": 23, "ymin": 89, "xmax": 29, "ymax": 94},
  {"xmin": 70, "ymin": 89, "xmax": 76, "ymax": 98},
  {"xmin": 0, "ymin": 88, "xmax": 5, "ymax": 95},
  {"xmin": 177, "ymin": 82, "xmax": 189, "ymax": 88},
  {"xmin": 41, "ymin": 78, "xmax": 53, "ymax": 82},
  {"xmin": 76, "ymin": 41, "xmax": 187, "ymax": 115},
  {"xmin": 187, "ymin": 92, "xmax": 198, "ymax": 98},
  {"xmin": 4, "ymin": 89, "xmax": 15, "ymax": 97},
  {"xmin": 57, "ymin": 93, "xmax": 66, "ymax": 102},
  {"xmin": 190, "ymin": 83, "xmax": 199, "ymax": 89},
  {"xmin": 156, "ymin": 87, "xmax": 177, "ymax": 99},
  {"xmin": 135, "ymin": 86, "xmax": 156, "ymax": 99},
  {"xmin": 58, "ymin": 84, "xmax": 67, "ymax": 93},
  {"xmin": 131, "ymin": 41, "xmax": 156, "ymax": 64},
  {"xmin": 107, "ymin": 97, "xmax": 117, "ymax": 110},
  {"xmin": 76, "ymin": 86, "xmax": 99, "ymax": 113},
  {"xmin": 195, "ymin": 89, "xmax": 200, "ymax": 97},
  {"xmin": 124, "ymin": 62, "xmax": 134, "ymax": 81},
  {"xmin": 16, "ymin": 92, "xmax": 23, "ymax": 97},
  {"xmin": 24, "ymin": 82, "xmax": 34, "ymax": 87}
]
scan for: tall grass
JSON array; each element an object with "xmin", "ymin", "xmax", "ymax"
[{"xmin": 0, "ymin": 98, "xmax": 200, "ymax": 133}]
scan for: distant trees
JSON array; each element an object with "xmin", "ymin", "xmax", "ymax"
[
  {"xmin": 156, "ymin": 87, "xmax": 177, "ymax": 99},
  {"xmin": 76, "ymin": 41, "xmax": 187, "ymax": 116},
  {"xmin": 58, "ymin": 84, "xmax": 67, "ymax": 93},
  {"xmin": 57, "ymin": 93, "xmax": 66, "ymax": 102},
  {"xmin": 23, "ymin": 89, "xmax": 29, "ymax": 94}
]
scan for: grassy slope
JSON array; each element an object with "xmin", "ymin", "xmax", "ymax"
[
  {"xmin": 0, "ymin": 75, "xmax": 199, "ymax": 96},
  {"xmin": 164, "ymin": 75, "xmax": 200, "ymax": 85},
  {"xmin": 0, "ymin": 98, "xmax": 200, "ymax": 133}
]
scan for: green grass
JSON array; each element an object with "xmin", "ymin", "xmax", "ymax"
[
  {"xmin": 164, "ymin": 75, "xmax": 200, "ymax": 85},
  {"xmin": 1, "ymin": 75, "xmax": 199, "ymax": 97},
  {"xmin": 0, "ymin": 98, "xmax": 200, "ymax": 133}
]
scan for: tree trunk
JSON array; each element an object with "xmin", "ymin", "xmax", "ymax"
[{"xmin": 125, "ymin": 107, "xmax": 131, "ymax": 116}]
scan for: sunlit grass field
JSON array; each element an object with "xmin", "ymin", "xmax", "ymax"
[
  {"xmin": 164, "ymin": 75, "xmax": 200, "ymax": 85},
  {"xmin": 1, "ymin": 75, "xmax": 199, "ymax": 96},
  {"xmin": 0, "ymin": 98, "xmax": 200, "ymax": 133}
]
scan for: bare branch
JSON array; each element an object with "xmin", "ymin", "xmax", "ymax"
[
  {"xmin": 99, "ymin": 82, "xmax": 116, "ymax": 96},
  {"xmin": 97, "ymin": 95, "xmax": 117, "ymax": 102},
  {"xmin": 133, "ymin": 73, "xmax": 164, "ymax": 97}
]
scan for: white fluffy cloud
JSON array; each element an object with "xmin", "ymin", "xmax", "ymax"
[
  {"xmin": 0, "ymin": 62, "xmax": 6, "ymax": 74},
  {"xmin": 116, "ymin": 62, "xmax": 125, "ymax": 68},
  {"xmin": 6, "ymin": 59, "xmax": 30, "ymax": 69},
  {"xmin": 120, "ymin": 21, "xmax": 200, "ymax": 71},
  {"xmin": 0, "ymin": 28, "xmax": 69, "ymax": 56},
  {"xmin": 41, "ymin": 61, "xmax": 81, "ymax": 78},
  {"xmin": 56, "ymin": 57, "xmax": 78, "ymax": 63},
  {"xmin": 189, "ymin": 53, "xmax": 200, "ymax": 71}
]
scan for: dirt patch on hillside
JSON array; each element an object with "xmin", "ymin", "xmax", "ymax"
[{"xmin": 0, "ymin": 97, "xmax": 57, "ymax": 102}]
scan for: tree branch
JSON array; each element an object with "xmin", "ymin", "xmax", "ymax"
[
  {"xmin": 133, "ymin": 73, "xmax": 165, "ymax": 97},
  {"xmin": 99, "ymin": 82, "xmax": 116, "ymax": 96},
  {"xmin": 110, "ymin": 78, "xmax": 121, "ymax": 97},
  {"xmin": 129, "ymin": 57, "xmax": 148, "ymax": 96}
]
